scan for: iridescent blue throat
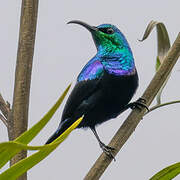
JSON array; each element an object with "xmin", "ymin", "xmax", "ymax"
[{"xmin": 98, "ymin": 47, "xmax": 135, "ymax": 76}]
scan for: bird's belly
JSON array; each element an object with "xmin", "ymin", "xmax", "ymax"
[{"xmin": 79, "ymin": 73, "xmax": 138, "ymax": 128}]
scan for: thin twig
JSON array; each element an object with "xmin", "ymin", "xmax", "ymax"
[
  {"xmin": 84, "ymin": 32, "xmax": 180, "ymax": 180},
  {"xmin": 145, "ymin": 100, "xmax": 180, "ymax": 115},
  {"xmin": 0, "ymin": 93, "xmax": 10, "ymax": 119},
  {"xmin": 0, "ymin": 113, "xmax": 8, "ymax": 127}
]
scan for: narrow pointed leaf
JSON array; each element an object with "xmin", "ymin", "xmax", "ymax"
[
  {"xmin": 0, "ymin": 84, "xmax": 71, "ymax": 168},
  {"xmin": 15, "ymin": 83, "xmax": 71, "ymax": 143},
  {"xmin": 150, "ymin": 162, "xmax": 180, "ymax": 180},
  {"xmin": 0, "ymin": 117, "xmax": 83, "ymax": 180},
  {"xmin": 140, "ymin": 20, "xmax": 171, "ymax": 104}
]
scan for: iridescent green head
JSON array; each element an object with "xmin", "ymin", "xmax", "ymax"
[{"xmin": 67, "ymin": 20, "xmax": 133, "ymax": 57}]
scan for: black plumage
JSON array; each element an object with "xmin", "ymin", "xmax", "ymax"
[{"xmin": 46, "ymin": 20, "xmax": 141, "ymax": 157}]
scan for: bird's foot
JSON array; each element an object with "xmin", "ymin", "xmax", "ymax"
[
  {"xmin": 99, "ymin": 142, "xmax": 116, "ymax": 161},
  {"xmin": 128, "ymin": 98, "xmax": 149, "ymax": 112}
]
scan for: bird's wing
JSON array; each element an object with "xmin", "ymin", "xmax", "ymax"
[
  {"xmin": 77, "ymin": 59, "xmax": 104, "ymax": 81},
  {"xmin": 61, "ymin": 60, "xmax": 104, "ymax": 121}
]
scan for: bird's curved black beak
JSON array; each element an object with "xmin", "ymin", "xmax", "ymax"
[{"xmin": 67, "ymin": 20, "xmax": 98, "ymax": 32}]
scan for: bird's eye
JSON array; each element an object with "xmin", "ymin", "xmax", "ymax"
[
  {"xmin": 98, "ymin": 27, "xmax": 114, "ymax": 35},
  {"xmin": 106, "ymin": 28, "xmax": 114, "ymax": 34}
]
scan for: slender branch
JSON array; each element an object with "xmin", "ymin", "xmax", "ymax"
[
  {"xmin": 145, "ymin": 100, "xmax": 180, "ymax": 115},
  {"xmin": 0, "ymin": 113, "xmax": 8, "ymax": 127},
  {"xmin": 0, "ymin": 93, "xmax": 10, "ymax": 119},
  {"xmin": 8, "ymin": 1, "xmax": 39, "ymax": 180},
  {"xmin": 84, "ymin": 33, "xmax": 180, "ymax": 180}
]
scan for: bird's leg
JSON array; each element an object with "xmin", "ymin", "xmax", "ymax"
[
  {"xmin": 125, "ymin": 98, "xmax": 149, "ymax": 112},
  {"xmin": 91, "ymin": 128, "xmax": 116, "ymax": 161}
]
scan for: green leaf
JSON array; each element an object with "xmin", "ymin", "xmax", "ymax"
[
  {"xmin": 150, "ymin": 162, "xmax": 180, "ymax": 180},
  {"xmin": 0, "ymin": 84, "xmax": 71, "ymax": 169},
  {"xmin": 15, "ymin": 83, "xmax": 71, "ymax": 143},
  {"xmin": 140, "ymin": 20, "xmax": 171, "ymax": 104},
  {"xmin": 0, "ymin": 116, "xmax": 83, "ymax": 180}
]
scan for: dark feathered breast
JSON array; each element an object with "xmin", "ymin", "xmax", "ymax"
[{"xmin": 61, "ymin": 70, "xmax": 138, "ymax": 129}]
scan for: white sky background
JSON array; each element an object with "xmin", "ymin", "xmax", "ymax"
[{"xmin": 0, "ymin": 0, "xmax": 180, "ymax": 179}]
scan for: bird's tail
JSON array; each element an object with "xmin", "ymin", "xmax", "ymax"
[{"xmin": 45, "ymin": 118, "xmax": 73, "ymax": 144}]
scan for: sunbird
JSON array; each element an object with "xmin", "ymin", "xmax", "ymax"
[{"xmin": 46, "ymin": 20, "xmax": 146, "ymax": 158}]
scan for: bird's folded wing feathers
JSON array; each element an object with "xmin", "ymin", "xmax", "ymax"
[
  {"xmin": 61, "ymin": 60, "xmax": 104, "ymax": 122},
  {"xmin": 77, "ymin": 59, "xmax": 104, "ymax": 81}
]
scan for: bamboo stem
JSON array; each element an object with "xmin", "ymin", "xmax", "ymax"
[{"xmin": 8, "ymin": 1, "xmax": 39, "ymax": 180}]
